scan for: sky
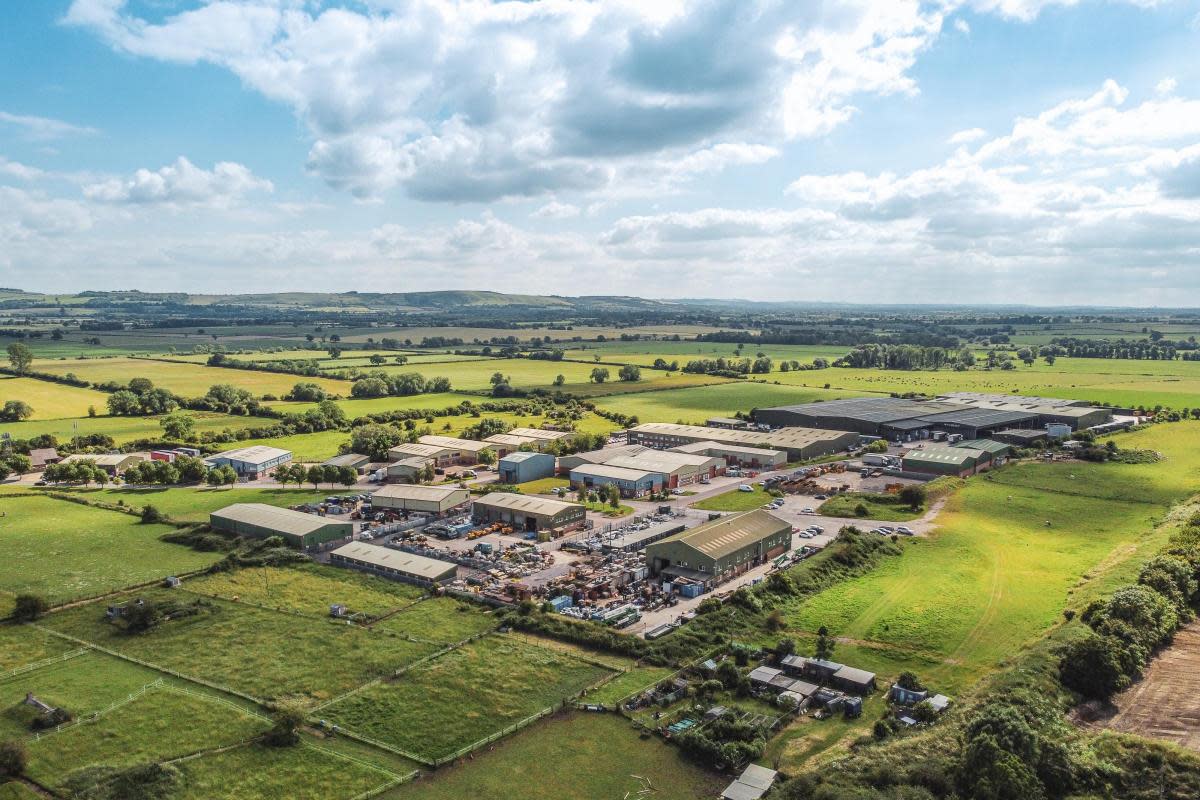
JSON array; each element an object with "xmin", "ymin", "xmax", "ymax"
[{"xmin": 1, "ymin": 0, "xmax": 1199, "ymax": 305}]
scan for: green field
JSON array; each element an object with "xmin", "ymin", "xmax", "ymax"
[
  {"xmin": 43, "ymin": 486, "xmax": 330, "ymax": 523},
  {"xmin": 30, "ymin": 357, "xmax": 351, "ymax": 399},
  {"xmin": 593, "ymin": 381, "xmax": 866, "ymax": 423},
  {"xmin": 817, "ymin": 492, "xmax": 925, "ymax": 521},
  {"xmin": 175, "ymin": 742, "xmax": 399, "ymax": 800},
  {"xmin": 0, "ymin": 410, "xmax": 274, "ymax": 446},
  {"xmin": 0, "ymin": 377, "xmax": 112, "ymax": 419},
  {"xmin": 267, "ymin": 392, "xmax": 468, "ymax": 416},
  {"xmin": 562, "ymin": 341, "xmax": 849, "ymax": 369},
  {"xmin": 0, "ymin": 494, "xmax": 222, "ymax": 608},
  {"xmin": 375, "ymin": 598, "xmax": 497, "ymax": 644},
  {"xmin": 323, "ymin": 635, "xmax": 612, "ymax": 762},
  {"xmin": 185, "ymin": 563, "xmax": 425, "ymax": 616},
  {"xmin": 391, "ymin": 712, "xmax": 723, "ymax": 800},
  {"xmin": 0, "ymin": 624, "xmax": 74, "ymax": 672},
  {"xmin": 692, "ymin": 485, "xmax": 775, "ymax": 512},
  {"xmin": 41, "ymin": 590, "xmax": 439, "ymax": 705},
  {"xmin": 580, "ymin": 665, "xmax": 676, "ymax": 706},
  {"xmin": 233, "ymin": 429, "xmax": 351, "ymax": 461}
]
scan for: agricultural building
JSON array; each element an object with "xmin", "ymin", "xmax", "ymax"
[
  {"xmin": 203, "ymin": 445, "xmax": 292, "ymax": 480},
  {"xmin": 569, "ymin": 464, "xmax": 665, "ymax": 497},
  {"xmin": 370, "ymin": 484, "xmax": 469, "ymax": 514},
  {"xmin": 386, "ymin": 456, "xmax": 432, "ymax": 482},
  {"xmin": 626, "ymin": 422, "xmax": 855, "ymax": 461},
  {"xmin": 28, "ymin": 448, "xmax": 60, "ymax": 469},
  {"xmin": 60, "ymin": 452, "xmax": 143, "ymax": 476},
  {"xmin": 497, "ymin": 451, "xmax": 556, "ymax": 484},
  {"xmin": 900, "ymin": 446, "xmax": 980, "ymax": 477},
  {"xmin": 646, "ymin": 509, "xmax": 791, "ymax": 585},
  {"xmin": 330, "ymin": 541, "xmax": 457, "ymax": 586},
  {"xmin": 209, "ymin": 503, "xmax": 350, "ymax": 551},
  {"xmin": 556, "ymin": 444, "xmax": 648, "ymax": 472},
  {"xmin": 952, "ymin": 439, "xmax": 1013, "ymax": 467},
  {"xmin": 322, "ymin": 453, "xmax": 371, "ymax": 474},
  {"xmin": 669, "ymin": 440, "xmax": 786, "ymax": 469},
  {"xmin": 603, "ymin": 450, "xmax": 723, "ymax": 488},
  {"xmin": 832, "ymin": 665, "xmax": 877, "ymax": 694},
  {"xmin": 991, "ymin": 428, "xmax": 1049, "ymax": 446},
  {"xmin": 472, "ymin": 492, "xmax": 586, "ymax": 533},
  {"xmin": 416, "ymin": 435, "xmax": 494, "ymax": 466}
]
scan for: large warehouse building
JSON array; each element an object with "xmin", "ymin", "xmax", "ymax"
[
  {"xmin": 604, "ymin": 450, "xmax": 724, "ymax": 488},
  {"xmin": 204, "ymin": 445, "xmax": 292, "ymax": 480},
  {"xmin": 669, "ymin": 440, "xmax": 787, "ymax": 470},
  {"xmin": 370, "ymin": 484, "xmax": 470, "ymax": 514},
  {"xmin": 646, "ymin": 509, "xmax": 791, "ymax": 587},
  {"xmin": 472, "ymin": 492, "xmax": 587, "ymax": 533},
  {"xmin": 209, "ymin": 503, "xmax": 350, "ymax": 551},
  {"xmin": 416, "ymin": 435, "xmax": 495, "ymax": 466},
  {"xmin": 900, "ymin": 446, "xmax": 982, "ymax": 477},
  {"xmin": 330, "ymin": 542, "xmax": 458, "ymax": 587},
  {"xmin": 569, "ymin": 463, "xmax": 665, "ymax": 497},
  {"xmin": 557, "ymin": 444, "xmax": 648, "ymax": 473},
  {"xmin": 626, "ymin": 422, "xmax": 856, "ymax": 461}
]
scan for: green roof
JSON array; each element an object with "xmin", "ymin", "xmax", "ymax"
[
  {"xmin": 655, "ymin": 509, "xmax": 789, "ymax": 561},
  {"xmin": 901, "ymin": 447, "xmax": 977, "ymax": 467},
  {"xmin": 952, "ymin": 439, "xmax": 1012, "ymax": 456}
]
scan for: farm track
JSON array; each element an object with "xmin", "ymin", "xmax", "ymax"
[{"xmin": 947, "ymin": 548, "xmax": 1004, "ymax": 666}]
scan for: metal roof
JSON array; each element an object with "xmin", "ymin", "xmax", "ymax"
[
  {"xmin": 506, "ymin": 427, "xmax": 571, "ymax": 440},
  {"xmin": 739, "ymin": 765, "xmax": 778, "ymax": 792},
  {"xmin": 952, "ymin": 439, "xmax": 1012, "ymax": 455},
  {"xmin": 498, "ymin": 451, "xmax": 552, "ymax": 463},
  {"xmin": 210, "ymin": 503, "xmax": 338, "ymax": 536},
  {"xmin": 418, "ymin": 435, "xmax": 492, "ymax": 452},
  {"xmin": 834, "ymin": 665, "xmax": 876, "ymax": 685},
  {"xmin": 322, "ymin": 453, "xmax": 370, "ymax": 468},
  {"xmin": 561, "ymin": 444, "xmax": 648, "ymax": 464},
  {"xmin": 483, "ymin": 433, "xmax": 544, "ymax": 447},
  {"xmin": 206, "ymin": 445, "xmax": 291, "ymax": 465},
  {"xmin": 570, "ymin": 463, "xmax": 663, "ymax": 482},
  {"xmin": 62, "ymin": 453, "xmax": 140, "ymax": 467},
  {"xmin": 937, "ymin": 391, "xmax": 1088, "ymax": 408},
  {"xmin": 388, "ymin": 443, "xmax": 445, "ymax": 458},
  {"xmin": 669, "ymin": 440, "xmax": 785, "ymax": 458},
  {"xmin": 655, "ymin": 509, "xmax": 790, "ymax": 561},
  {"xmin": 901, "ymin": 447, "xmax": 977, "ymax": 466},
  {"xmin": 371, "ymin": 484, "xmax": 469, "ymax": 502},
  {"xmin": 473, "ymin": 492, "xmax": 581, "ymax": 516},
  {"xmin": 630, "ymin": 422, "xmax": 851, "ymax": 448},
  {"xmin": 916, "ymin": 407, "xmax": 1037, "ymax": 428},
  {"xmin": 605, "ymin": 451, "xmax": 719, "ymax": 474},
  {"xmin": 760, "ymin": 397, "xmax": 960, "ymax": 424},
  {"xmin": 330, "ymin": 542, "xmax": 457, "ymax": 580}
]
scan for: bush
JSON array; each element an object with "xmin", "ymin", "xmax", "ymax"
[
  {"xmin": 264, "ymin": 704, "xmax": 305, "ymax": 747},
  {"xmin": 1059, "ymin": 633, "xmax": 1132, "ymax": 700},
  {"xmin": 0, "ymin": 740, "xmax": 26, "ymax": 778},
  {"xmin": 12, "ymin": 593, "xmax": 49, "ymax": 622}
]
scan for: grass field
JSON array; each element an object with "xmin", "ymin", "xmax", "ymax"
[
  {"xmin": 233, "ymin": 429, "xmax": 351, "ymax": 461},
  {"xmin": 45, "ymin": 486, "xmax": 331, "ymax": 523},
  {"xmin": 0, "ymin": 410, "xmax": 273, "ymax": 446},
  {"xmin": 562, "ymin": 341, "xmax": 849, "ymax": 369},
  {"xmin": 31, "ymin": 357, "xmax": 350, "ymax": 399},
  {"xmin": 0, "ymin": 494, "xmax": 222, "ymax": 607},
  {"xmin": 0, "ymin": 782, "xmax": 38, "ymax": 800},
  {"xmin": 593, "ymin": 381, "xmax": 867, "ymax": 423},
  {"xmin": 267, "ymin": 392, "xmax": 467, "ymax": 416},
  {"xmin": 375, "ymin": 598, "xmax": 497, "ymax": 644},
  {"xmin": 185, "ymin": 563, "xmax": 425, "ymax": 616},
  {"xmin": 0, "ymin": 377, "xmax": 111, "ymax": 419},
  {"xmin": 175, "ymin": 742, "xmax": 399, "ymax": 800},
  {"xmin": 692, "ymin": 485, "xmax": 774, "ymax": 512},
  {"xmin": 389, "ymin": 712, "xmax": 724, "ymax": 800},
  {"xmin": 0, "ymin": 625, "xmax": 74, "ymax": 672},
  {"xmin": 817, "ymin": 492, "xmax": 925, "ymax": 521},
  {"xmin": 41, "ymin": 590, "xmax": 439, "ymax": 705},
  {"xmin": 513, "ymin": 477, "xmax": 570, "ymax": 494},
  {"xmin": 580, "ymin": 665, "xmax": 676, "ymax": 706},
  {"xmin": 323, "ymin": 635, "xmax": 612, "ymax": 762}
]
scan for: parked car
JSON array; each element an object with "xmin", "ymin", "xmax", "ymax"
[
  {"xmin": 896, "ymin": 526, "xmax": 915, "ymax": 535},
  {"xmin": 738, "ymin": 485, "xmax": 754, "ymax": 492},
  {"xmin": 815, "ymin": 494, "xmax": 828, "ymax": 500},
  {"xmin": 801, "ymin": 507, "xmax": 815, "ymax": 514}
]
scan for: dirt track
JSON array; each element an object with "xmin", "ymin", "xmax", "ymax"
[{"xmin": 1092, "ymin": 622, "xmax": 1200, "ymax": 751}]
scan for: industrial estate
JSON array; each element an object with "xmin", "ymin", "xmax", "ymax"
[{"xmin": 2, "ymin": 293, "xmax": 1200, "ymax": 800}]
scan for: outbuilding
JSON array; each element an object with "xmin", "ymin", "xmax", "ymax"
[
  {"xmin": 370, "ymin": 484, "xmax": 470, "ymax": 514},
  {"xmin": 204, "ymin": 445, "xmax": 292, "ymax": 480},
  {"xmin": 497, "ymin": 451, "xmax": 556, "ymax": 484},
  {"xmin": 209, "ymin": 503, "xmax": 350, "ymax": 551},
  {"xmin": 472, "ymin": 492, "xmax": 586, "ymax": 533},
  {"xmin": 330, "ymin": 541, "xmax": 458, "ymax": 586}
]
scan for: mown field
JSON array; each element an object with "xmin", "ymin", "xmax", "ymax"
[
  {"xmin": 30, "ymin": 357, "xmax": 351, "ymax": 398},
  {"xmin": 592, "ymin": 381, "xmax": 866, "ymax": 423},
  {"xmin": 0, "ymin": 410, "xmax": 274, "ymax": 445},
  {"xmin": 389, "ymin": 712, "xmax": 724, "ymax": 800},
  {"xmin": 562, "ymin": 341, "xmax": 849, "ymax": 368},
  {"xmin": 0, "ymin": 494, "xmax": 222, "ymax": 610},
  {"xmin": 0, "ymin": 377, "xmax": 111, "ymax": 419},
  {"xmin": 323, "ymin": 635, "xmax": 612, "ymax": 762},
  {"xmin": 266, "ymin": 392, "xmax": 466, "ymax": 416},
  {"xmin": 40, "ymin": 589, "xmax": 439, "ymax": 705}
]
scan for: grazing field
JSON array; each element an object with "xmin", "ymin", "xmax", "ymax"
[
  {"xmin": 323, "ymin": 635, "xmax": 612, "ymax": 761},
  {"xmin": 335, "ymin": 324, "xmax": 727, "ymax": 345},
  {"xmin": 0, "ymin": 625, "xmax": 74, "ymax": 671},
  {"xmin": 24, "ymin": 687, "xmax": 268, "ymax": 787},
  {"xmin": 581, "ymin": 665, "xmax": 676, "ymax": 706},
  {"xmin": 0, "ymin": 782, "xmax": 38, "ymax": 800},
  {"xmin": 233, "ymin": 429, "xmax": 350, "ymax": 461},
  {"xmin": 41, "ymin": 590, "xmax": 439, "ymax": 705},
  {"xmin": 0, "ymin": 376, "xmax": 111, "ymax": 419},
  {"xmin": 692, "ymin": 485, "xmax": 775, "ymax": 512},
  {"xmin": 175, "ymin": 742, "xmax": 400, "ymax": 800},
  {"xmin": 390, "ymin": 712, "xmax": 724, "ymax": 800},
  {"xmin": 0, "ymin": 494, "xmax": 222, "ymax": 606},
  {"xmin": 817, "ymin": 492, "xmax": 925, "ymax": 521},
  {"xmin": 185, "ymin": 564, "xmax": 425, "ymax": 616},
  {"xmin": 46, "ymin": 486, "xmax": 331, "ymax": 524},
  {"xmin": 0, "ymin": 409, "xmax": 272, "ymax": 445},
  {"xmin": 375, "ymin": 597, "xmax": 496, "ymax": 644},
  {"xmin": 267, "ymin": 392, "xmax": 467, "ymax": 416},
  {"xmin": 30, "ymin": 357, "xmax": 350, "ymax": 398},
  {"xmin": 562, "ymin": 341, "xmax": 849, "ymax": 369},
  {"xmin": 593, "ymin": 381, "xmax": 867, "ymax": 423},
  {"xmin": 778, "ymin": 426, "xmax": 1199, "ymax": 696}
]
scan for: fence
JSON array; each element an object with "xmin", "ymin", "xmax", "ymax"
[
  {"xmin": 31, "ymin": 678, "xmax": 164, "ymax": 741},
  {"xmin": 0, "ymin": 647, "xmax": 87, "ymax": 681},
  {"xmin": 430, "ymin": 704, "xmax": 558, "ymax": 767}
]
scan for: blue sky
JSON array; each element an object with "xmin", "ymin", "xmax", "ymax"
[{"xmin": 2, "ymin": 0, "xmax": 1199, "ymax": 304}]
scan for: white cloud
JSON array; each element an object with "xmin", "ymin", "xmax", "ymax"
[
  {"xmin": 954, "ymin": 18, "xmax": 971, "ymax": 34},
  {"xmin": 1156, "ymin": 77, "xmax": 1177, "ymax": 96},
  {"xmin": 0, "ymin": 157, "xmax": 45, "ymax": 182},
  {"xmin": 532, "ymin": 201, "xmax": 581, "ymax": 220},
  {"xmin": 948, "ymin": 127, "xmax": 987, "ymax": 145},
  {"xmin": 0, "ymin": 111, "xmax": 98, "ymax": 140},
  {"xmin": 82, "ymin": 157, "xmax": 273, "ymax": 207}
]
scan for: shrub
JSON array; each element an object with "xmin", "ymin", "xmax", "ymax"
[
  {"xmin": 12, "ymin": 593, "xmax": 49, "ymax": 622},
  {"xmin": 0, "ymin": 740, "xmax": 26, "ymax": 778}
]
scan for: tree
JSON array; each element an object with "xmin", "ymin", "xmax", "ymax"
[
  {"xmin": 0, "ymin": 739, "xmax": 26, "ymax": 779},
  {"xmin": 265, "ymin": 704, "xmax": 306, "ymax": 747},
  {"xmin": 369, "ymin": 354, "xmax": 386, "ymax": 365},
  {"xmin": 814, "ymin": 625, "xmax": 835, "ymax": 661},
  {"xmin": 348, "ymin": 423, "xmax": 403, "ymax": 461},
  {"xmin": 0, "ymin": 400, "xmax": 33, "ymax": 422},
  {"xmin": 106, "ymin": 389, "xmax": 142, "ymax": 416},
  {"xmin": 336, "ymin": 466, "xmax": 358, "ymax": 488},
  {"xmin": 141, "ymin": 504, "xmax": 164, "ymax": 524},
  {"xmin": 307, "ymin": 465, "xmax": 325, "ymax": 489},
  {"xmin": 1059, "ymin": 633, "xmax": 1129, "ymax": 699},
  {"xmin": 206, "ymin": 465, "xmax": 237, "ymax": 488},
  {"xmin": 12, "ymin": 593, "xmax": 48, "ymax": 622},
  {"xmin": 285, "ymin": 382, "xmax": 326, "ymax": 402},
  {"xmin": 553, "ymin": 374, "xmax": 565, "ymax": 386},
  {"xmin": 351, "ymin": 377, "xmax": 389, "ymax": 398},
  {"xmin": 159, "ymin": 412, "xmax": 195, "ymax": 441},
  {"xmin": 489, "ymin": 372, "xmax": 509, "ymax": 387},
  {"xmin": 478, "ymin": 448, "xmax": 497, "ymax": 466},
  {"xmin": 899, "ymin": 484, "xmax": 926, "ymax": 511},
  {"xmin": 5, "ymin": 342, "xmax": 33, "ymax": 374},
  {"xmin": 590, "ymin": 367, "xmax": 610, "ymax": 384},
  {"xmin": 618, "ymin": 365, "xmax": 641, "ymax": 382},
  {"xmin": 419, "ymin": 462, "xmax": 436, "ymax": 484},
  {"xmin": 128, "ymin": 377, "xmax": 154, "ymax": 395}
]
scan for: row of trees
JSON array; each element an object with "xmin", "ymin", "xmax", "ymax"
[
  {"xmin": 274, "ymin": 463, "xmax": 359, "ymax": 489},
  {"xmin": 350, "ymin": 371, "xmax": 452, "ymax": 398}
]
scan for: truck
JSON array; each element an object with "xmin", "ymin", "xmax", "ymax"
[{"xmin": 862, "ymin": 453, "xmax": 890, "ymax": 467}]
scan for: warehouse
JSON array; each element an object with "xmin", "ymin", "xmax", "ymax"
[
  {"xmin": 992, "ymin": 428, "xmax": 1048, "ymax": 447},
  {"xmin": 556, "ymin": 444, "xmax": 648, "ymax": 473},
  {"xmin": 915, "ymin": 407, "xmax": 1039, "ymax": 439},
  {"xmin": 497, "ymin": 451, "xmax": 556, "ymax": 483},
  {"xmin": 472, "ymin": 492, "xmax": 586, "ymax": 533},
  {"xmin": 754, "ymin": 398, "xmax": 961, "ymax": 437},
  {"xmin": 626, "ymin": 422, "xmax": 855, "ymax": 461},
  {"xmin": 330, "ymin": 542, "xmax": 457, "ymax": 587},
  {"xmin": 646, "ymin": 509, "xmax": 791, "ymax": 586},
  {"xmin": 605, "ymin": 451, "xmax": 723, "ymax": 488},
  {"xmin": 417, "ymin": 435, "xmax": 494, "ymax": 466},
  {"xmin": 370, "ymin": 484, "xmax": 470, "ymax": 514},
  {"xmin": 209, "ymin": 503, "xmax": 351, "ymax": 551},
  {"xmin": 387, "ymin": 442, "xmax": 444, "ymax": 462},
  {"xmin": 936, "ymin": 392, "xmax": 1111, "ymax": 428},
  {"xmin": 386, "ymin": 456, "xmax": 432, "ymax": 482},
  {"xmin": 952, "ymin": 439, "xmax": 1013, "ymax": 467},
  {"xmin": 204, "ymin": 445, "xmax": 292, "ymax": 480},
  {"xmin": 900, "ymin": 447, "xmax": 980, "ymax": 477},
  {"xmin": 707, "ymin": 417, "xmax": 751, "ymax": 430},
  {"xmin": 569, "ymin": 464, "xmax": 665, "ymax": 497},
  {"xmin": 322, "ymin": 453, "xmax": 371, "ymax": 474},
  {"xmin": 60, "ymin": 452, "xmax": 143, "ymax": 476},
  {"xmin": 481, "ymin": 434, "xmax": 539, "ymax": 456},
  {"xmin": 937, "ymin": 391, "xmax": 1090, "ymax": 408},
  {"xmin": 669, "ymin": 441, "xmax": 787, "ymax": 470}
]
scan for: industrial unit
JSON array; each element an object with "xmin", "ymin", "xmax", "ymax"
[
  {"xmin": 603, "ymin": 450, "xmax": 724, "ymax": 488},
  {"xmin": 370, "ymin": 484, "xmax": 470, "ymax": 514},
  {"xmin": 497, "ymin": 451, "xmax": 556, "ymax": 483},
  {"xmin": 569, "ymin": 463, "xmax": 665, "ymax": 497},
  {"xmin": 329, "ymin": 541, "xmax": 458, "ymax": 586},
  {"xmin": 626, "ymin": 422, "xmax": 856, "ymax": 461},
  {"xmin": 556, "ymin": 444, "xmax": 648, "ymax": 473},
  {"xmin": 669, "ymin": 440, "xmax": 787, "ymax": 470},
  {"xmin": 60, "ymin": 452, "xmax": 143, "ymax": 476},
  {"xmin": 203, "ymin": 445, "xmax": 293, "ymax": 480},
  {"xmin": 209, "ymin": 503, "xmax": 350, "ymax": 551},
  {"xmin": 472, "ymin": 492, "xmax": 587, "ymax": 533},
  {"xmin": 900, "ymin": 446, "xmax": 981, "ymax": 477},
  {"xmin": 952, "ymin": 439, "xmax": 1013, "ymax": 466},
  {"xmin": 645, "ymin": 509, "xmax": 791, "ymax": 586},
  {"xmin": 935, "ymin": 393, "xmax": 1112, "ymax": 429},
  {"xmin": 387, "ymin": 442, "xmax": 445, "ymax": 462},
  {"xmin": 416, "ymin": 435, "xmax": 495, "ymax": 466},
  {"xmin": 321, "ymin": 453, "xmax": 372, "ymax": 474},
  {"xmin": 483, "ymin": 427, "xmax": 572, "ymax": 455},
  {"xmin": 386, "ymin": 456, "xmax": 433, "ymax": 482}
]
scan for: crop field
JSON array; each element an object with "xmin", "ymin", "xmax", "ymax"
[
  {"xmin": 562, "ymin": 341, "xmax": 849, "ymax": 368},
  {"xmin": 41, "ymin": 590, "xmax": 440, "ymax": 705},
  {"xmin": 323, "ymin": 635, "xmax": 612, "ymax": 762},
  {"xmin": 334, "ymin": 324, "xmax": 728, "ymax": 345},
  {"xmin": 593, "ymin": 381, "xmax": 867, "ymax": 423},
  {"xmin": 24, "ymin": 686, "xmax": 268, "ymax": 787},
  {"xmin": 391, "ymin": 712, "xmax": 724, "ymax": 800},
  {"xmin": 0, "ymin": 376, "xmax": 111, "ymax": 419},
  {"xmin": 174, "ymin": 742, "xmax": 400, "ymax": 800},
  {"xmin": 30, "ymin": 357, "xmax": 351, "ymax": 398},
  {"xmin": 375, "ymin": 597, "xmax": 497, "ymax": 644},
  {"xmin": 46, "ymin": 486, "xmax": 331, "ymax": 524},
  {"xmin": 777, "ymin": 424, "xmax": 1200, "ymax": 695},
  {"xmin": 0, "ymin": 494, "xmax": 222, "ymax": 606},
  {"xmin": 0, "ymin": 410, "xmax": 274, "ymax": 446},
  {"xmin": 185, "ymin": 564, "xmax": 425, "ymax": 616}
]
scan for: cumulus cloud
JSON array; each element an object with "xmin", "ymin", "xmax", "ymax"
[
  {"xmin": 948, "ymin": 128, "xmax": 987, "ymax": 145},
  {"xmin": 0, "ymin": 157, "xmax": 45, "ymax": 182},
  {"xmin": 0, "ymin": 111, "xmax": 98, "ymax": 140},
  {"xmin": 82, "ymin": 157, "xmax": 273, "ymax": 207},
  {"xmin": 532, "ymin": 201, "xmax": 581, "ymax": 220}
]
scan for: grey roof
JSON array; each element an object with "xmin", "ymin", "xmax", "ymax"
[
  {"xmin": 322, "ymin": 453, "xmax": 370, "ymax": 468},
  {"xmin": 739, "ymin": 765, "xmax": 778, "ymax": 791},
  {"xmin": 417, "ymin": 435, "xmax": 492, "ymax": 452},
  {"xmin": 331, "ymin": 542, "xmax": 457, "ymax": 580},
  {"xmin": 499, "ymin": 451, "xmax": 552, "ymax": 464},
  {"xmin": 952, "ymin": 439, "xmax": 1012, "ymax": 455},
  {"xmin": 834, "ymin": 665, "xmax": 876, "ymax": 685},
  {"xmin": 937, "ymin": 391, "xmax": 1087, "ymax": 408},
  {"xmin": 761, "ymin": 397, "xmax": 959, "ymax": 424},
  {"xmin": 721, "ymin": 781, "xmax": 767, "ymax": 800},
  {"xmin": 916, "ymin": 407, "xmax": 1037, "ymax": 428},
  {"xmin": 206, "ymin": 445, "xmax": 291, "ymax": 466},
  {"xmin": 570, "ymin": 463, "xmax": 663, "ymax": 482},
  {"xmin": 748, "ymin": 666, "xmax": 782, "ymax": 683},
  {"xmin": 371, "ymin": 484, "xmax": 469, "ymax": 503},
  {"xmin": 473, "ymin": 492, "xmax": 580, "ymax": 516},
  {"xmin": 211, "ymin": 503, "xmax": 339, "ymax": 536},
  {"xmin": 902, "ymin": 446, "xmax": 978, "ymax": 467},
  {"xmin": 654, "ymin": 510, "xmax": 790, "ymax": 561},
  {"xmin": 562, "ymin": 444, "xmax": 648, "ymax": 465}
]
